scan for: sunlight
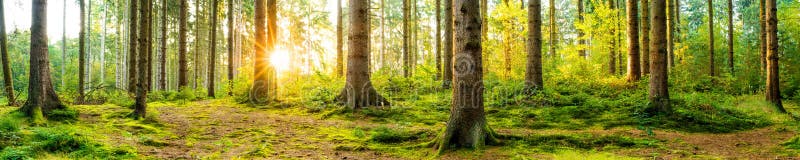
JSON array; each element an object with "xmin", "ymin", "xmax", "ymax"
[{"xmin": 270, "ymin": 48, "xmax": 291, "ymax": 77}]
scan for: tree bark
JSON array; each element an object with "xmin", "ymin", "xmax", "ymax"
[
  {"xmin": 708, "ymin": 0, "xmax": 715, "ymax": 77},
  {"xmin": 649, "ymin": 0, "xmax": 670, "ymax": 114},
  {"xmin": 481, "ymin": 0, "xmax": 487, "ymax": 41},
  {"xmin": 727, "ymin": 0, "xmax": 734, "ymax": 75},
  {"xmin": 525, "ymin": 0, "xmax": 542, "ymax": 90},
  {"xmin": 438, "ymin": 0, "xmax": 496, "ymax": 152},
  {"xmin": 63, "ymin": 0, "xmax": 67, "ymax": 91},
  {"xmin": 577, "ymin": 0, "xmax": 586, "ymax": 58},
  {"xmin": 759, "ymin": 0, "xmax": 766, "ymax": 74},
  {"xmin": 765, "ymin": 0, "xmax": 785, "ymax": 113},
  {"xmin": 549, "ymin": 0, "xmax": 556, "ymax": 57},
  {"xmin": 435, "ymin": 0, "xmax": 442, "ymax": 80},
  {"xmin": 0, "ymin": 2, "xmax": 15, "ymax": 106},
  {"xmin": 402, "ymin": 0, "xmax": 410, "ymax": 77},
  {"xmin": 250, "ymin": 0, "xmax": 276, "ymax": 103},
  {"xmin": 79, "ymin": 0, "xmax": 86, "ymax": 103},
  {"xmin": 23, "ymin": 0, "xmax": 65, "ymax": 121},
  {"xmin": 626, "ymin": 0, "xmax": 640, "ymax": 81},
  {"xmin": 208, "ymin": 0, "xmax": 218, "ymax": 98},
  {"xmin": 134, "ymin": 0, "xmax": 152, "ymax": 119},
  {"xmin": 227, "ymin": 0, "xmax": 234, "ymax": 95},
  {"xmin": 101, "ymin": 3, "xmax": 107, "ymax": 88},
  {"xmin": 641, "ymin": 0, "xmax": 650, "ymax": 75},
  {"xmin": 178, "ymin": 0, "xmax": 188, "ymax": 88},
  {"xmin": 336, "ymin": 0, "xmax": 344, "ymax": 77},
  {"xmin": 608, "ymin": 0, "xmax": 616, "ymax": 74},
  {"xmin": 337, "ymin": 0, "xmax": 389, "ymax": 109},
  {"xmin": 129, "ymin": 0, "xmax": 139, "ymax": 92},
  {"xmin": 160, "ymin": 0, "xmax": 167, "ymax": 91},
  {"xmin": 667, "ymin": 0, "xmax": 674, "ymax": 68},
  {"xmin": 442, "ymin": 0, "xmax": 454, "ymax": 88}
]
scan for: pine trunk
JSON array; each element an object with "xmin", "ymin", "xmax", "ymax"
[
  {"xmin": 549, "ymin": 0, "xmax": 556, "ymax": 57},
  {"xmin": 608, "ymin": 0, "xmax": 616, "ymax": 74},
  {"xmin": 577, "ymin": 0, "xmax": 586, "ymax": 58},
  {"xmin": 641, "ymin": 0, "xmax": 650, "ymax": 75},
  {"xmin": 79, "ymin": 0, "xmax": 87, "ymax": 103},
  {"xmin": 134, "ymin": 0, "xmax": 152, "ymax": 119},
  {"xmin": 627, "ymin": 0, "xmax": 641, "ymax": 81},
  {"xmin": 178, "ymin": 0, "xmax": 188, "ymax": 88},
  {"xmin": 727, "ymin": 0, "xmax": 734, "ymax": 74},
  {"xmin": 208, "ymin": 0, "xmax": 218, "ymax": 98},
  {"xmin": 708, "ymin": 0, "xmax": 715, "ymax": 77},
  {"xmin": 227, "ymin": 0, "xmax": 234, "ymax": 96},
  {"xmin": 336, "ymin": 0, "xmax": 344, "ymax": 77},
  {"xmin": 759, "ymin": 0, "xmax": 766, "ymax": 74},
  {"xmin": 403, "ymin": 0, "xmax": 410, "ymax": 77},
  {"xmin": 765, "ymin": 0, "xmax": 785, "ymax": 112},
  {"xmin": 159, "ymin": 0, "xmax": 167, "ymax": 90},
  {"xmin": 23, "ymin": 0, "xmax": 65, "ymax": 121},
  {"xmin": 525, "ymin": 0, "xmax": 543, "ymax": 90},
  {"xmin": 649, "ymin": 0, "xmax": 670, "ymax": 113},
  {"xmin": 337, "ymin": 0, "xmax": 390, "ymax": 109},
  {"xmin": 435, "ymin": 0, "xmax": 442, "ymax": 80},
  {"xmin": 442, "ymin": 0, "xmax": 453, "ymax": 88},
  {"xmin": 129, "ymin": 0, "xmax": 139, "ymax": 92},
  {"xmin": 0, "ymin": 2, "xmax": 16, "ymax": 106}
]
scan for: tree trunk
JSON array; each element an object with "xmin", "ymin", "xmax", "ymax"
[
  {"xmin": 87, "ymin": 0, "xmax": 93, "ymax": 91},
  {"xmin": 708, "ymin": 0, "xmax": 715, "ymax": 77},
  {"xmin": 577, "ymin": 0, "xmax": 586, "ymax": 58},
  {"xmin": 649, "ymin": 0, "xmax": 670, "ymax": 114},
  {"xmin": 79, "ymin": 0, "xmax": 87, "ymax": 103},
  {"xmin": 101, "ymin": 2, "xmax": 107, "ymax": 88},
  {"xmin": 435, "ymin": 0, "xmax": 442, "ymax": 80},
  {"xmin": 667, "ymin": 0, "xmax": 674, "ymax": 68},
  {"xmin": 759, "ymin": 0, "xmax": 766, "ymax": 74},
  {"xmin": 608, "ymin": 0, "xmax": 616, "ymax": 74},
  {"xmin": 337, "ymin": 0, "xmax": 389, "ymax": 109},
  {"xmin": 63, "ymin": 0, "xmax": 67, "ymax": 91},
  {"xmin": 129, "ymin": 0, "xmax": 140, "ymax": 92},
  {"xmin": 159, "ymin": 0, "xmax": 167, "ymax": 91},
  {"xmin": 0, "ymin": 2, "xmax": 16, "ymax": 106},
  {"xmin": 438, "ymin": 0, "xmax": 496, "ymax": 152},
  {"xmin": 178, "ymin": 0, "xmax": 188, "ymax": 88},
  {"xmin": 402, "ymin": 0, "xmax": 410, "ymax": 77},
  {"xmin": 641, "ymin": 0, "xmax": 650, "ymax": 75},
  {"xmin": 727, "ymin": 0, "xmax": 734, "ymax": 75},
  {"xmin": 336, "ymin": 0, "xmax": 344, "ymax": 77},
  {"xmin": 208, "ymin": 0, "xmax": 218, "ymax": 98},
  {"xmin": 134, "ymin": 0, "xmax": 152, "ymax": 119},
  {"xmin": 442, "ymin": 0, "xmax": 453, "ymax": 88},
  {"xmin": 549, "ymin": 0, "xmax": 556, "ymax": 57},
  {"xmin": 23, "ymin": 0, "xmax": 65, "ymax": 122},
  {"xmin": 481, "ymin": 0, "xmax": 487, "ymax": 41},
  {"xmin": 525, "ymin": 0, "xmax": 542, "ymax": 90},
  {"xmin": 227, "ymin": 0, "xmax": 234, "ymax": 95},
  {"xmin": 250, "ymin": 0, "xmax": 276, "ymax": 103},
  {"xmin": 626, "ymin": 0, "xmax": 640, "ymax": 81},
  {"xmin": 765, "ymin": 0, "xmax": 785, "ymax": 113}
]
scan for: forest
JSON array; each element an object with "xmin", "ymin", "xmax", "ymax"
[{"xmin": 0, "ymin": 0, "xmax": 799, "ymax": 159}]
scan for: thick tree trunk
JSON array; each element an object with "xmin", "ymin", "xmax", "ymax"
[
  {"xmin": 208, "ymin": 0, "xmax": 218, "ymax": 98},
  {"xmin": 337, "ymin": 0, "xmax": 389, "ymax": 109},
  {"xmin": 438, "ymin": 0, "xmax": 496, "ymax": 152},
  {"xmin": 227, "ymin": 0, "xmax": 234, "ymax": 95},
  {"xmin": 250, "ymin": 0, "xmax": 276, "ymax": 103},
  {"xmin": 134, "ymin": 0, "xmax": 153, "ymax": 119},
  {"xmin": 765, "ymin": 0, "xmax": 785, "ymax": 113},
  {"xmin": 402, "ymin": 0, "xmax": 410, "ymax": 77},
  {"xmin": 442, "ymin": 0, "xmax": 453, "ymax": 88},
  {"xmin": 708, "ymin": 0, "xmax": 715, "ymax": 77},
  {"xmin": 649, "ymin": 0, "xmax": 670, "ymax": 113},
  {"xmin": 336, "ymin": 0, "xmax": 344, "ymax": 77},
  {"xmin": 727, "ymin": 0, "xmax": 734, "ymax": 75},
  {"xmin": 641, "ymin": 0, "xmax": 650, "ymax": 75},
  {"xmin": 435, "ymin": 0, "xmax": 442, "ymax": 80},
  {"xmin": 178, "ymin": 0, "xmax": 188, "ymax": 88},
  {"xmin": 577, "ymin": 0, "xmax": 586, "ymax": 58},
  {"xmin": 0, "ymin": 2, "xmax": 15, "ymax": 106},
  {"xmin": 525, "ymin": 0, "xmax": 542, "ymax": 90},
  {"xmin": 627, "ymin": 0, "xmax": 640, "ymax": 81},
  {"xmin": 79, "ymin": 0, "xmax": 86, "ymax": 103},
  {"xmin": 23, "ymin": 0, "xmax": 65, "ymax": 121}
]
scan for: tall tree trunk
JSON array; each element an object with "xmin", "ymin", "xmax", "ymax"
[
  {"xmin": 649, "ymin": 0, "xmax": 670, "ymax": 113},
  {"xmin": 208, "ymin": 0, "xmax": 218, "ymax": 98},
  {"xmin": 727, "ymin": 0, "xmax": 733, "ymax": 74},
  {"xmin": 402, "ymin": 0, "xmax": 410, "ymax": 77},
  {"xmin": 87, "ymin": 0, "xmax": 93, "ymax": 91},
  {"xmin": 194, "ymin": 0, "xmax": 201, "ymax": 89},
  {"xmin": 23, "ymin": 0, "xmax": 66, "ymax": 122},
  {"xmin": 129, "ymin": 0, "xmax": 139, "ymax": 92},
  {"xmin": 438, "ymin": 0, "xmax": 497, "ymax": 152},
  {"xmin": 0, "ymin": 2, "xmax": 15, "ymax": 106},
  {"xmin": 549, "ymin": 0, "xmax": 556, "ymax": 57},
  {"xmin": 101, "ymin": 2, "xmax": 106, "ymax": 87},
  {"xmin": 135, "ymin": 0, "xmax": 152, "ymax": 119},
  {"xmin": 708, "ymin": 0, "xmax": 715, "ymax": 77},
  {"xmin": 159, "ymin": 0, "xmax": 167, "ymax": 90},
  {"xmin": 435, "ymin": 0, "xmax": 442, "ymax": 80},
  {"xmin": 147, "ymin": 1, "xmax": 153, "ymax": 92},
  {"xmin": 227, "ymin": 0, "xmax": 234, "ymax": 95},
  {"xmin": 667, "ymin": 0, "xmax": 674, "ymax": 68},
  {"xmin": 250, "ymin": 0, "xmax": 276, "ymax": 103},
  {"xmin": 608, "ymin": 0, "xmax": 616, "ymax": 74},
  {"xmin": 380, "ymin": 0, "xmax": 386, "ymax": 70},
  {"xmin": 178, "ymin": 0, "xmax": 188, "ymax": 88},
  {"xmin": 336, "ymin": 0, "xmax": 344, "ymax": 77},
  {"xmin": 442, "ymin": 0, "xmax": 453, "ymax": 88},
  {"xmin": 337, "ymin": 0, "xmax": 389, "ymax": 109},
  {"xmin": 641, "ymin": 0, "xmax": 650, "ymax": 75},
  {"xmin": 62, "ymin": 0, "xmax": 67, "ymax": 91},
  {"xmin": 525, "ymin": 0, "xmax": 543, "ymax": 90},
  {"xmin": 759, "ymin": 0, "xmax": 766, "ymax": 74},
  {"xmin": 577, "ymin": 0, "xmax": 586, "ymax": 58},
  {"xmin": 765, "ymin": 0, "xmax": 785, "ymax": 113},
  {"xmin": 79, "ymin": 0, "xmax": 87, "ymax": 103},
  {"xmin": 626, "ymin": 0, "xmax": 640, "ymax": 81}
]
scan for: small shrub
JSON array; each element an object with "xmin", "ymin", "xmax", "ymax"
[
  {"xmin": 0, "ymin": 146, "xmax": 34, "ymax": 160},
  {"xmin": 31, "ymin": 127, "xmax": 88, "ymax": 153}
]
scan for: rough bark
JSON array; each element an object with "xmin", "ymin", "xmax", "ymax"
[
  {"xmin": 525, "ymin": 0, "xmax": 542, "ymax": 90},
  {"xmin": 577, "ymin": 0, "xmax": 586, "ymax": 58},
  {"xmin": 23, "ymin": 0, "xmax": 65, "ymax": 121},
  {"xmin": 208, "ymin": 0, "xmax": 218, "ymax": 98},
  {"xmin": 129, "ymin": 0, "xmax": 139, "ymax": 92},
  {"xmin": 403, "ymin": 0, "xmax": 410, "ymax": 77},
  {"xmin": 178, "ymin": 0, "xmax": 188, "ymax": 88},
  {"xmin": 759, "ymin": 0, "xmax": 766, "ymax": 74},
  {"xmin": 627, "ymin": 0, "xmax": 641, "ymax": 81},
  {"xmin": 727, "ymin": 0, "xmax": 734, "ymax": 75},
  {"xmin": 649, "ymin": 0, "xmax": 670, "ymax": 114},
  {"xmin": 708, "ymin": 0, "xmax": 715, "ymax": 77},
  {"xmin": 227, "ymin": 0, "xmax": 234, "ymax": 95},
  {"xmin": 608, "ymin": 0, "xmax": 616, "ymax": 74},
  {"xmin": 438, "ymin": 0, "xmax": 497, "ymax": 152},
  {"xmin": 442, "ymin": 0, "xmax": 454, "ymax": 88},
  {"xmin": 549, "ymin": 0, "xmax": 556, "ymax": 57},
  {"xmin": 336, "ymin": 0, "xmax": 344, "ymax": 77},
  {"xmin": 667, "ymin": 0, "xmax": 674, "ymax": 68},
  {"xmin": 0, "ymin": 2, "xmax": 16, "ymax": 106},
  {"xmin": 79, "ymin": 0, "xmax": 86, "ymax": 103},
  {"xmin": 134, "ymin": 0, "xmax": 152, "ymax": 119},
  {"xmin": 436, "ymin": 0, "xmax": 442, "ymax": 80},
  {"xmin": 641, "ymin": 0, "xmax": 650, "ymax": 75},
  {"xmin": 160, "ymin": 0, "xmax": 167, "ymax": 90},
  {"xmin": 765, "ymin": 0, "xmax": 785, "ymax": 113},
  {"xmin": 336, "ymin": 0, "xmax": 390, "ymax": 109}
]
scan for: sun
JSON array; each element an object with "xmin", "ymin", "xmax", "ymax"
[{"xmin": 270, "ymin": 48, "xmax": 291, "ymax": 76}]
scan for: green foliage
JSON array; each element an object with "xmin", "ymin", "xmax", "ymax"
[
  {"xmin": 369, "ymin": 126, "xmax": 430, "ymax": 144},
  {"xmin": 783, "ymin": 136, "xmax": 800, "ymax": 150},
  {"xmin": 655, "ymin": 94, "xmax": 771, "ymax": 133},
  {"xmin": 45, "ymin": 109, "xmax": 78, "ymax": 122},
  {"xmin": 516, "ymin": 134, "xmax": 658, "ymax": 153}
]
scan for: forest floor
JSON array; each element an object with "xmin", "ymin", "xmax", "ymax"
[{"xmin": 1, "ymin": 95, "xmax": 799, "ymax": 159}]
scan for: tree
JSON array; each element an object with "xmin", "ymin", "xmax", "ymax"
[
  {"xmin": 101, "ymin": 2, "xmax": 107, "ymax": 87},
  {"xmin": 727, "ymin": 0, "xmax": 734, "ymax": 74},
  {"xmin": 549, "ymin": 0, "xmax": 556, "ymax": 57},
  {"xmin": 337, "ymin": 0, "xmax": 389, "ymax": 109},
  {"xmin": 178, "ymin": 0, "xmax": 188, "ymax": 88},
  {"xmin": 23, "ymin": 0, "xmax": 66, "ymax": 122},
  {"xmin": 641, "ymin": 0, "xmax": 650, "ymax": 75},
  {"xmin": 129, "ymin": 0, "xmax": 140, "ymax": 92},
  {"xmin": 62, "ymin": 0, "xmax": 67, "ymax": 91},
  {"xmin": 208, "ymin": 0, "xmax": 219, "ymax": 98},
  {"xmin": 667, "ymin": 0, "xmax": 674, "ymax": 68},
  {"xmin": 608, "ymin": 0, "xmax": 616, "ymax": 74},
  {"xmin": 765, "ymin": 0, "xmax": 785, "ymax": 113},
  {"xmin": 442, "ymin": 0, "xmax": 453, "ymax": 88},
  {"xmin": 649, "ymin": 0, "xmax": 670, "ymax": 113},
  {"xmin": 134, "ymin": 0, "xmax": 153, "ymax": 119},
  {"xmin": 437, "ymin": 0, "xmax": 497, "ymax": 152},
  {"xmin": 159, "ymin": 0, "xmax": 168, "ymax": 90},
  {"xmin": 577, "ymin": 0, "xmax": 586, "ymax": 58},
  {"xmin": 708, "ymin": 0, "xmax": 715, "ymax": 77},
  {"xmin": 227, "ymin": 0, "xmax": 235, "ymax": 96},
  {"xmin": 250, "ymin": 0, "xmax": 277, "ymax": 103},
  {"xmin": 403, "ymin": 0, "xmax": 410, "ymax": 77},
  {"xmin": 759, "ymin": 0, "xmax": 766, "ymax": 73},
  {"xmin": 79, "ymin": 0, "xmax": 86, "ymax": 103},
  {"xmin": 525, "ymin": 0, "xmax": 542, "ymax": 90},
  {"xmin": 336, "ymin": 0, "xmax": 343, "ymax": 77},
  {"xmin": 0, "ymin": 1, "xmax": 15, "ymax": 106},
  {"xmin": 435, "ymin": 0, "xmax": 441, "ymax": 80},
  {"xmin": 626, "ymin": 0, "xmax": 641, "ymax": 81}
]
